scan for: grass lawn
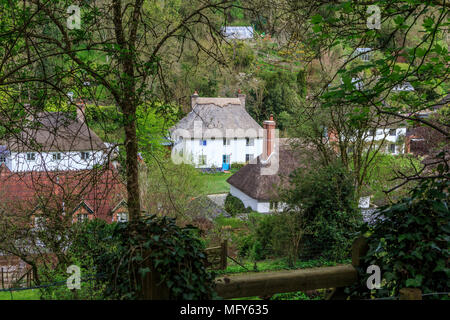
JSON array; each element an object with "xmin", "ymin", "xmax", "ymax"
[
  {"xmin": 0, "ymin": 289, "xmax": 40, "ymax": 300},
  {"xmin": 216, "ymin": 257, "xmax": 350, "ymax": 276},
  {"xmin": 198, "ymin": 171, "xmax": 234, "ymax": 195}
]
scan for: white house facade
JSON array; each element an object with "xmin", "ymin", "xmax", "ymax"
[
  {"xmin": 171, "ymin": 92, "xmax": 264, "ymax": 170},
  {"xmin": 0, "ymin": 105, "xmax": 109, "ymax": 172},
  {"xmin": 365, "ymin": 126, "xmax": 407, "ymax": 155}
]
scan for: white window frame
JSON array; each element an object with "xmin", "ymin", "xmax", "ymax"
[
  {"xmin": 246, "ymin": 138, "xmax": 254, "ymax": 146},
  {"xmin": 80, "ymin": 151, "xmax": 90, "ymax": 160},
  {"xmin": 26, "ymin": 152, "xmax": 36, "ymax": 161},
  {"xmin": 389, "ymin": 144, "xmax": 396, "ymax": 154},
  {"xmin": 52, "ymin": 152, "xmax": 62, "ymax": 161},
  {"xmin": 117, "ymin": 212, "xmax": 128, "ymax": 223}
]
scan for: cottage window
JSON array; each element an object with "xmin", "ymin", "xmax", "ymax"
[
  {"xmin": 52, "ymin": 153, "xmax": 62, "ymax": 161},
  {"xmin": 246, "ymin": 138, "xmax": 254, "ymax": 146},
  {"xmin": 245, "ymin": 154, "xmax": 254, "ymax": 162},
  {"xmin": 198, "ymin": 155, "xmax": 207, "ymax": 166},
  {"xmin": 0, "ymin": 155, "xmax": 6, "ymax": 163},
  {"xmin": 389, "ymin": 144, "xmax": 396, "ymax": 154},
  {"xmin": 389, "ymin": 129, "xmax": 396, "ymax": 136},
  {"xmin": 77, "ymin": 213, "xmax": 89, "ymax": 222},
  {"xmin": 80, "ymin": 152, "xmax": 90, "ymax": 160},
  {"xmin": 34, "ymin": 216, "xmax": 45, "ymax": 229},
  {"xmin": 369, "ymin": 129, "xmax": 376, "ymax": 137},
  {"xmin": 117, "ymin": 212, "xmax": 128, "ymax": 223},
  {"xmin": 199, "ymin": 140, "xmax": 207, "ymax": 146},
  {"xmin": 26, "ymin": 152, "xmax": 36, "ymax": 161},
  {"xmin": 223, "ymin": 138, "xmax": 230, "ymax": 145}
]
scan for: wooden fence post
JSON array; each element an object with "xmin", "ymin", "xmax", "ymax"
[
  {"xmin": 352, "ymin": 236, "xmax": 369, "ymax": 268},
  {"xmin": 1, "ymin": 267, "xmax": 3, "ymax": 289},
  {"xmin": 221, "ymin": 240, "xmax": 228, "ymax": 270},
  {"xmin": 399, "ymin": 288, "xmax": 422, "ymax": 300}
]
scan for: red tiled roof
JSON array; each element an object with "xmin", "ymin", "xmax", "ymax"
[{"xmin": 0, "ymin": 166, "xmax": 126, "ymax": 222}]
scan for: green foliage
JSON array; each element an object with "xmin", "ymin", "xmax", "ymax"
[
  {"xmin": 224, "ymin": 193, "xmax": 252, "ymax": 215},
  {"xmin": 231, "ymin": 162, "xmax": 246, "ymax": 170},
  {"xmin": 228, "ymin": 42, "xmax": 255, "ymax": 69},
  {"xmin": 282, "ymin": 162, "xmax": 363, "ymax": 260},
  {"xmin": 69, "ymin": 217, "xmax": 216, "ymax": 300},
  {"xmin": 350, "ymin": 173, "xmax": 450, "ymax": 299},
  {"xmin": 249, "ymin": 69, "xmax": 302, "ymax": 129}
]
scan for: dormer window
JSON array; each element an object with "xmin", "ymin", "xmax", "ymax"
[
  {"xmin": 52, "ymin": 152, "xmax": 62, "ymax": 161},
  {"xmin": 27, "ymin": 152, "xmax": 36, "ymax": 161},
  {"xmin": 246, "ymin": 138, "xmax": 254, "ymax": 146},
  {"xmin": 80, "ymin": 152, "xmax": 90, "ymax": 160}
]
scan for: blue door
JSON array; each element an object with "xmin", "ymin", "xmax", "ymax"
[{"xmin": 222, "ymin": 155, "xmax": 230, "ymax": 170}]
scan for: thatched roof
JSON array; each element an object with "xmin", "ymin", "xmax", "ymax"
[
  {"xmin": 227, "ymin": 139, "xmax": 307, "ymax": 201},
  {"xmin": 171, "ymin": 97, "xmax": 263, "ymax": 138},
  {"xmin": 2, "ymin": 112, "xmax": 105, "ymax": 152}
]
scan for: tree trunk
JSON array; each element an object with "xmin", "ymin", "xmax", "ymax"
[{"xmin": 123, "ymin": 112, "xmax": 141, "ymax": 222}]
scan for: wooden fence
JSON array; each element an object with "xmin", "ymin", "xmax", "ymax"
[
  {"xmin": 214, "ymin": 236, "xmax": 368, "ymax": 299},
  {"xmin": 205, "ymin": 240, "xmax": 228, "ymax": 271},
  {"xmin": 0, "ymin": 265, "xmax": 33, "ymax": 289}
]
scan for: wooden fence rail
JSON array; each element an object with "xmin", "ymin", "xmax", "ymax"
[
  {"xmin": 213, "ymin": 236, "xmax": 369, "ymax": 299},
  {"xmin": 215, "ymin": 264, "xmax": 358, "ymax": 299}
]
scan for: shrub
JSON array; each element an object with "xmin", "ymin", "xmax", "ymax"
[
  {"xmin": 350, "ymin": 174, "xmax": 449, "ymax": 299},
  {"xmin": 281, "ymin": 161, "xmax": 363, "ymax": 261},
  {"xmin": 224, "ymin": 193, "xmax": 252, "ymax": 215},
  {"xmin": 231, "ymin": 162, "xmax": 246, "ymax": 171},
  {"xmin": 69, "ymin": 216, "xmax": 216, "ymax": 300}
]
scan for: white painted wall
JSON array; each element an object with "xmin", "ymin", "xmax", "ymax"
[
  {"xmin": 3, "ymin": 150, "xmax": 106, "ymax": 172},
  {"xmin": 173, "ymin": 137, "xmax": 263, "ymax": 168},
  {"xmin": 230, "ymin": 185, "xmax": 277, "ymax": 214},
  {"xmin": 364, "ymin": 127, "xmax": 406, "ymax": 155}
]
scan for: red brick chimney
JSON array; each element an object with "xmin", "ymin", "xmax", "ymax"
[
  {"xmin": 76, "ymin": 99, "xmax": 86, "ymax": 123},
  {"xmin": 237, "ymin": 89, "xmax": 246, "ymax": 108},
  {"xmin": 263, "ymin": 114, "xmax": 276, "ymax": 160},
  {"xmin": 191, "ymin": 91, "xmax": 199, "ymax": 109}
]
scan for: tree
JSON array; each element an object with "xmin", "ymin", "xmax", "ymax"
[
  {"xmin": 280, "ymin": 161, "xmax": 363, "ymax": 260},
  {"xmin": 249, "ymin": 0, "xmax": 449, "ymax": 190},
  {"xmin": 0, "ymin": 0, "xmax": 237, "ymax": 223}
]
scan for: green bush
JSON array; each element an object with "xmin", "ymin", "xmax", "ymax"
[
  {"xmin": 224, "ymin": 193, "xmax": 252, "ymax": 215},
  {"xmin": 231, "ymin": 162, "xmax": 246, "ymax": 171},
  {"xmin": 281, "ymin": 161, "xmax": 363, "ymax": 260},
  {"xmin": 68, "ymin": 216, "xmax": 216, "ymax": 300},
  {"xmin": 350, "ymin": 173, "xmax": 449, "ymax": 299}
]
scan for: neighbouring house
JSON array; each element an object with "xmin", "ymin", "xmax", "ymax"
[
  {"xmin": 327, "ymin": 119, "xmax": 408, "ymax": 156},
  {"xmin": 0, "ymin": 101, "xmax": 110, "ymax": 172},
  {"xmin": 0, "ymin": 164, "xmax": 127, "ymax": 224},
  {"xmin": 365, "ymin": 123, "xmax": 408, "ymax": 155},
  {"xmin": 221, "ymin": 26, "xmax": 254, "ymax": 40},
  {"xmin": 170, "ymin": 91, "xmax": 263, "ymax": 170},
  {"xmin": 226, "ymin": 116, "xmax": 304, "ymax": 213},
  {"xmin": 404, "ymin": 93, "xmax": 449, "ymax": 156}
]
